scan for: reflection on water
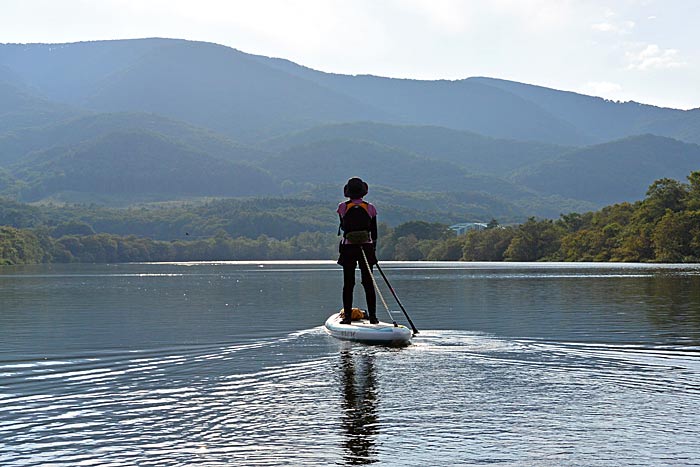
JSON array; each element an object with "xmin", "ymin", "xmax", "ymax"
[
  {"xmin": 339, "ymin": 350, "xmax": 378, "ymax": 465},
  {"xmin": 641, "ymin": 275, "xmax": 700, "ymax": 338},
  {"xmin": 1, "ymin": 261, "xmax": 700, "ymax": 465}
]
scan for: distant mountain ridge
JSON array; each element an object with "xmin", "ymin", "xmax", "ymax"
[
  {"xmin": 251, "ymin": 57, "xmax": 590, "ymax": 145},
  {"xmin": 82, "ymin": 42, "xmax": 393, "ymax": 141},
  {"xmin": 0, "ymin": 38, "xmax": 177, "ymax": 103},
  {"xmin": 1, "ymin": 38, "xmax": 698, "ymax": 146},
  {"xmin": 467, "ymin": 77, "xmax": 684, "ymax": 142},
  {"xmin": 0, "ymin": 37, "xmax": 698, "ymax": 223}
]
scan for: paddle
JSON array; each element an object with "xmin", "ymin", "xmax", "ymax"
[
  {"xmin": 375, "ymin": 263, "xmax": 419, "ymax": 335},
  {"xmin": 360, "ymin": 248, "xmax": 398, "ymax": 327}
]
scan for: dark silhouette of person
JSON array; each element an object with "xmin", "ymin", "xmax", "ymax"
[
  {"xmin": 339, "ymin": 349, "xmax": 379, "ymax": 464},
  {"xmin": 337, "ymin": 177, "xmax": 378, "ymax": 324}
]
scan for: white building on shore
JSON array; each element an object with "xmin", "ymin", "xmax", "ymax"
[{"xmin": 448, "ymin": 222, "xmax": 488, "ymax": 236}]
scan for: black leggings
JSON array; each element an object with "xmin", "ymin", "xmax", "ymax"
[{"xmin": 342, "ymin": 251, "xmax": 377, "ymax": 319}]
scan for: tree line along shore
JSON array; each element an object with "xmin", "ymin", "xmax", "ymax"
[{"xmin": 2, "ymin": 172, "xmax": 700, "ymax": 266}]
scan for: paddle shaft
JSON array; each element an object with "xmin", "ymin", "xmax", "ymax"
[
  {"xmin": 375, "ymin": 263, "xmax": 419, "ymax": 335},
  {"xmin": 360, "ymin": 247, "xmax": 398, "ymax": 326}
]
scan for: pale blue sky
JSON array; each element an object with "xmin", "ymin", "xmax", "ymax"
[{"xmin": 2, "ymin": 0, "xmax": 698, "ymax": 109}]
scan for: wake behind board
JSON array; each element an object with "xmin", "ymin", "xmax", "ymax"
[{"xmin": 324, "ymin": 312, "xmax": 412, "ymax": 346}]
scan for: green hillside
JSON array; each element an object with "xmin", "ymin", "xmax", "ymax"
[
  {"xmin": 0, "ymin": 193, "xmax": 514, "ymax": 242},
  {"xmin": 8, "ymin": 131, "xmax": 279, "ymax": 202},
  {"xmin": 0, "ymin": 38, "xmax": 698, "ymax": 224},
  {"xmin": 640, "ymin": 109, "xmax": 700, "ymax": 145},
  {"xmin": 0, "ymin": 112, "xmax": 268, "ymax": 166},
  {"xmin": 512, "ymin": 135, "xmax": 700, "ymax": 204},
  {"xmin": 263, "ymin": 121, "xmax": 569, "ymax": 174},
  {"xmin": 260, "ymin": 138, "xmax": 596, "ymax": 216},
  {"xmin": 261, "ymin": 139, "xmax": 473, "ymax": 191},
  {"xmin": 0, "ymin": 81, "xmax": 83, "ymax": 133},
  {"xmin": 300, "ymin": 184, "xmax": 530, "ymax": 223},
  {"xmin": 0, "ymin": 167, "xmax": 16, "ymax": 193}
]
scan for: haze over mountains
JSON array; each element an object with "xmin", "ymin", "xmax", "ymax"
[{"xmin": 1, "ymin": 38, "xmax": 699, "ymax": 222}]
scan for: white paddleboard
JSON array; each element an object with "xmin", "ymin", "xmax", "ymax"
[{"xmin": 324, "ymin": 312, "xmax": 412, "ymax": 346}]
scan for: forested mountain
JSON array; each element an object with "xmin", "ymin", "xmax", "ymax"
[
  {"xmin": 0, "ymin": 37, "xmax": 698, "ymax": 237},
  {"xmin": 5, "ymin": 170, "xmax": 700, "ymax": 265},
  {"xmin": 467, "ymin": 77, "xmax": 683, "ymax": 143},
  {"xmin": 263, "ymin": 139, "xmax": 471, "ymax": 190},
  {"xmin": 0, "ymin": 194, "xmax": 515, "ymax": 241},
  {"xmin": 0, "ymin": 38, "xmax": 175, "ymax": 102},
  {"xmin": 641, "ymin": 109, "xmax": 700, "ymax": 145},
  {"xmin": 1, "ymin": 38, "xmax": 698, "ymax": 146},
  {"xmin": 253, "ymin": 53, "xmax": 698, "ymax": 146},
  {"xmin": 262, "ymin": 121, "xmax": 569, "ymax": 174},
  {"xmin": 0, "ymin": 167, "xmax": 15, "ymax": 193},
  {"xmin": 512, "ymin": 135, "xmax": 700, "ymax": 205},
  {"xmin": 9, "ymin": 131, "xmax": 278, "ymax": 202},
  {"xmin": 0, "ymin": 81, "xmax": 82, "ymax": 132},
  {"xmin": 0, "ymin": 40, "xmax": 391, "ymax": 141},
  {"xmin": 253, "ymin": 58, "xmax": 589, "ymax": 145},
  {"xmin": 264, "ymin": 138, "xmax": 548, "ymax": 197},
  {"xmin": 260, "ymin": 138, "xmax": 597, "ymax": 216},
  {"xmin": 83, "ymin": 42, "xmax": 393, "ymax": 141},
  {"xmin": 0, "ymin": 112, "xmax": 267, "ymax": 166}
]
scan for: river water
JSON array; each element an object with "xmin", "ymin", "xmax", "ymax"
[{"xmin": 1, "ymin": 261, "xmax": 699, "ymax": 466}]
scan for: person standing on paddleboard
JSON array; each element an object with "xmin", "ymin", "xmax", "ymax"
[{"xmin": 337, "ymin": 177, "xmax": 379, "ymax": 325}]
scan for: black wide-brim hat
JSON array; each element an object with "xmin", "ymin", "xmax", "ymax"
[{"xmin": 344, "ymin": 177, "xmax": 368, "ymax": 198}]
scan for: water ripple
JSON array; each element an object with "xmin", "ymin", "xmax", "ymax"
[{"xmin": 2, "ymin": 332, "xmax": 700, "ymax": 465}]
